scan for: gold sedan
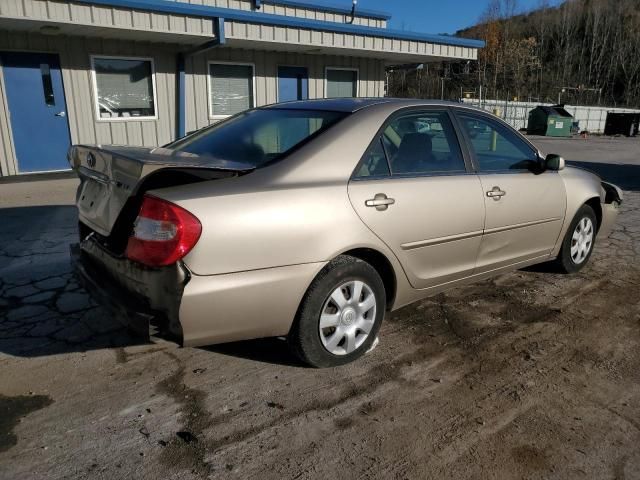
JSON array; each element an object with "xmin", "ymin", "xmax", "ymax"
[{"xmin": 70, "ymin": 99, "xmax": 622, "ymax": 367}]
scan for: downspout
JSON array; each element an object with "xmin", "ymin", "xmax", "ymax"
[
  {"xmin": 176, "ymin": 17, "xmax": 226, "ymax": 139},
  {"xmin": 176, "ymin": 54, "xmax": 186, "ymax": 138}
]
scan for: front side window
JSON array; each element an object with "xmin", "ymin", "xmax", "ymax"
[
  {"xmin": 457, "ymin": 113, "xmax": 537, "ymax": 171},
  {"xmin": 209, "ymin": 63, "xmax": 254, "ymax": 118},
  {"xmin": 326, "ymin": 68, "xmax": 358, "ymax": 98},
  {"xmin": 92, "ymin": 57, "xmax": 156, "ymax": 119},
  {"xmin": 379, "ymin": 111, "xmax": 466, "ymax": 176},
  {"xmin": 169, "ymin": 108, "xmax": 347, "ymax": 168}
]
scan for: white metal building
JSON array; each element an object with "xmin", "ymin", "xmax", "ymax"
[{"xmin": 0, "ymin": 0, "xmax": 483, "ymax": 176}]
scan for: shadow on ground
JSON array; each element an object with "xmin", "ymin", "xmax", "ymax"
[
  {"xmin": 203, "ymin": 337, "xmax": 308, "ymax": 368},
  {"xmin": 0, "ymin": 206, "xmax": 145, "ymax": 357},
  {"xmin": 567, "ymin": 161, "xmax": 640, "ymax": 191}
]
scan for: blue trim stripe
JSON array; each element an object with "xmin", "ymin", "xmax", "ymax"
[
  {"xmin": 74, "ymin": 0, "xmax": 485, "ymax": 49},
  {"xmin": 263, "ymin": 0, "xmax": 392, "ymax": 21}
]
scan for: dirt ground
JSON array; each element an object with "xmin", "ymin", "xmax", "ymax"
[{"xmin": 1, "ymin": 137, "xmax": 639, "ymax": 480}]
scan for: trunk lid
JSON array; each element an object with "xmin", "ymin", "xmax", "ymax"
[{"xmin": 69, "ymin": 144, "xmax": 254, "ymax": 237}]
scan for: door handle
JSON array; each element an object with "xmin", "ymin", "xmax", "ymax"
[
  {"xmin": 486, "ymin": 186, "xmax": 506, "ymax": 201},
  {"xmin": 365, "ymin": 193, "xmax": 395, "ymax": 211},
  {"xmin": 55, "ymin": 111, "xmax": 66, "ymax": 117}
]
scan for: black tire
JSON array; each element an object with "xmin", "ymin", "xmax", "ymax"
[
  {"xmin": 554, "ymin": 204, "xmax": 598, "ymax": 274},
  {"xmin": 288, "ymin": 255, "xmax": 386, "ymax": 368}
]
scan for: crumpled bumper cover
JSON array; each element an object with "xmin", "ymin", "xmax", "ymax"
[
  {"xmin": 70, "ymin": 237, "xmax": 189, "ymax": 341},
  {"xmin": 598, "ymin": 181, "xmax": 623, "ymax": 239}
]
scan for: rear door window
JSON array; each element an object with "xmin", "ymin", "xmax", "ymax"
[
  {"xmin": 354, "ymin": 110, "xmax": 466, "ymax": 179},
  {"xmin": 356, "ymin": 138, "xmax": 391, "ymax": 178},
  {"xmin": 385, "ymin": 111, "xmax": 466, "ymax": 176}
]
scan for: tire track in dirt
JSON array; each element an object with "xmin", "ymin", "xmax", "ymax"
[{"xmin": 358, "ymin": 267, "xmax": 640, "ymax": 479}]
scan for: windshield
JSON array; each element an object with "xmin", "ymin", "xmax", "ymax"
[{"xmin": 168, "ymin": 108, "xmax": 348, "ymax": 167}]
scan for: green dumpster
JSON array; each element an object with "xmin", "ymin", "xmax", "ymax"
[{"xmin": 527, "ymin": 105, "xmax": 573, "ymax": 137}]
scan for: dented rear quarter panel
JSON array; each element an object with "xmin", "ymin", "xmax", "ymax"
[{"xmin": 152, "ymin": 104, "xmax": 416, "ymax": 310}]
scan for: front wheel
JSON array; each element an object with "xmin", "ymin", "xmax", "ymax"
[
  {"xmin": 554, "ymin": 204, "xmax": 597, "ymax": 273},
  {"xmin": 288, "ymin": 256, "xmax": 386, "ymax": 368}
]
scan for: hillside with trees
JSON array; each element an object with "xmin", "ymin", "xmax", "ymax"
[{"xmin": 387, "ymin": 0, "xmax": 640, "ymax": 107}]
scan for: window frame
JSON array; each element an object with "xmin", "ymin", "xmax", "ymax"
[
  {"xmin": 324, "ymin": 66, "xmax": 359, "ymax": 99},
  {"xmin": 90, "ymin": 54, "xmax": 158, "ymax": 122},
  {"xmin": 276, "ymin": 64, "xmax": 309, "ymax": 103},
  {"xmin": 451, "ymin": 108, "xmax": 543, "ymax": 174},
  {"xmin": 351, "ymin": 106, "xmax": 474, "ymax": 181},
  {"xmin": 207, "ymin": 61, "xmax": 256, "ymax": 121}
]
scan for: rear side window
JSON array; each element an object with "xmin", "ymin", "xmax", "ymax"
[
  {"xmin": 356, "ymin": 138, "xmax": 391, "ymax": 178},
  {"xmin": 170, "ymin": 109, "xmax": 347, "ymax": 168},
  {"xmin": 457, "ymin": 113, "xmax": 537, "ymax": 171},
  {"xmin": 355, "ymin": 110, "xmax": 465, "ymax": 178}
]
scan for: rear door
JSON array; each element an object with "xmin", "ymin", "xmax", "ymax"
[
  {"xmin": 453, "ymin": 110, "xmax": 566, "ymax": 271},
  {"xmin": 348, "ymin": 109, "xmax": 486, "ymax": 290}
]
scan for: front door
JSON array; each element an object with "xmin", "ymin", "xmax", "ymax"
[
  {"xmin": 1, "ymin": 52, "xmax": 71, "ymax": 172},
  {"xmin": 454, "ymin": 111, "xmax": 566, "ymax": 271},
  {"xmin": 349, "ymin": 109, "xmax": 485, "ymax": 290},
  {"xmin": 277, "ymin": 66, "xmax": 308, "ymax": 102}
]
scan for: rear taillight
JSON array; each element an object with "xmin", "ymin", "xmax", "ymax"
[{"xmin": 125, "ymin": 195, "xmax": 201, "ymax": 267}]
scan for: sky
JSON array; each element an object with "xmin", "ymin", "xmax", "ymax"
[{"xmin": 295, "ymin": 0, "xmax": 548, "ymax": 34}]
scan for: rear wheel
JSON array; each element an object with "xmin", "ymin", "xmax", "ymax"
[
  {"xmin": 554, "ymin": 204, "xmax": 597, "ymax": 273},
  {"xmin": 288, "ymin": 255, "xmax": 386, "ymax": 368}
]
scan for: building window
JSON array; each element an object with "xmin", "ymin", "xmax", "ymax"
[
  {"xmin": 91, "ymin": 56, "xmax": 156, "ymax": 120},
  {"xmin": 208, "ymin": 63, "xmax": 255, "ymax": 119},
  {"xmin": 326, "ymin": 68, "xmax": 358, "ymax": 98}
]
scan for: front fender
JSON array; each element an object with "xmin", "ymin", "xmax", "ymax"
[{"xmin": 552, "ymin": 167, "xmax": 622, "ymax": 256}]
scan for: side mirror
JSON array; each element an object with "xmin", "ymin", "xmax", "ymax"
[{"xmin": 545, "ymin": 153, "xmax": 565, "ymax": 171}]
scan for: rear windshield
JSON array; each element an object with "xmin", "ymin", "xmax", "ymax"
[{"xmin": 168, "ymin": 108, "xmax": 347, "ymax": 167}]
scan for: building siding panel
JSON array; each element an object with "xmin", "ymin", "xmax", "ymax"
[
  {"xmin": 0, "ymin": 0, "xmax": 478, "ymax": 176},
  {"xmin": 0, "ymin": 32, "xmax": 181, "ymax": 174},
  {"xmin": 2, "ymin": 0, "xmax": 218, "ymax": 39},
  {"xmin": 0, "ymin": 30, "xmax": 386, "ymax": 176},
  {"xmin": 23, "ymin": 0, "xmax": 49, "ymax": 18},
  {"xmin": 172, "ymin": 0, "xmax": 387, "ymax": 27},
  {"xmin": 185, "ymin": 47, "xmax": 384, "ymax": 132}
]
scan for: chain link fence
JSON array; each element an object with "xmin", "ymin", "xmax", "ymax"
[{"xmin": 461, "ymin": 99, "xmax": 640, "ymax": 134}]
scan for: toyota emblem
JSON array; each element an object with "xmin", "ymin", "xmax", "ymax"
[{"xmin": 86, "ymin": 152, "xmax": 96, "ymax": 168}]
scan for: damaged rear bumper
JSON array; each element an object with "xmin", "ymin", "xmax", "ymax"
[{"xmin": 70, "ymin": 237, "xmax": 188, "ymax": 341}]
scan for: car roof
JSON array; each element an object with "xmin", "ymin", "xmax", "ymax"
[{"xmin": 263, "ymin": 98, "xmax": 465, "ymax": 113}]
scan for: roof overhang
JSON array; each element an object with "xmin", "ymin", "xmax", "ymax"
[
  {"xmin": 260, "ymin": 0, "xmax": 392, "ymax": 21},
  {"xmin": 0, "ymin": 0, "xmax": 221, "ymax": 45},
  {"xmin": 0, "ymin": 0, "xmax": 484, "ymax": 62},
  {"xmin": 0, "ymin": 18, "xmax": 218, "ymax": 45},
  {"xmin": 73, "ymin": 0, "xmax": 484, "ymax": 48}
]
